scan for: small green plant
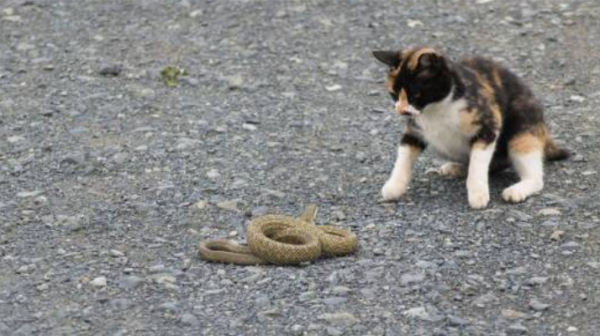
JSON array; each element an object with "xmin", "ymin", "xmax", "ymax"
[{"xmin": 160, "ymin": 66, "xmax": 187, "ymax": 87}]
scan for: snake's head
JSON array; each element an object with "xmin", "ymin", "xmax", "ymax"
[{"xmin": 297, "ymin": 204, "xmax": 319, "ymax": 225}]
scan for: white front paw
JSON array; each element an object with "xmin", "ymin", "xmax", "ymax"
[
  {"xmin": 467, "ymin": 184, "xmax": 490, "ymax": 209},
  {"xmin": 502, "ymin": 185, "xmax": 527, "ymax": 203},
  {"xmin": 381, "ymin": 179, "xmax": 408, "ymax": 201}
]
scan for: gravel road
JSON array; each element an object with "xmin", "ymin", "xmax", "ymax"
[{"xmin": 1, "ymin": 0, "xmax": 599, "ymax": 335}]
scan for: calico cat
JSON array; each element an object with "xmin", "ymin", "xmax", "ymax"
[{"xmin": 373, "ymin": 47, "xmax": 569, "ymax": 209}]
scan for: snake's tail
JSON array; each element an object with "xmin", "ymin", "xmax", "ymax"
[{"xmin": 199, "ymin": 239, "xmax": 267, "ymax": 265}]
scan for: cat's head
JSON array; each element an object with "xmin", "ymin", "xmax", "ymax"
[{"xmin": 372, "ymin": 47, "xmax": 453, "ymax": 116}]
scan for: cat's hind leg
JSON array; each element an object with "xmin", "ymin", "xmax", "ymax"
[
  {"xmin": 438, "ymin": 162, "xmax": 466, "ymax": 178},
  {"xmin": 502, "ymin": 133, "xmax": 544, "ymax": 203}
]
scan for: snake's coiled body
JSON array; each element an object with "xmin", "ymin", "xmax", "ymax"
[{"xmin": 199, "ymin": 205, "xmax": 358, "ymax": 265}]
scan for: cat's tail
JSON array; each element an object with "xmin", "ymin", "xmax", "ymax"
[{"xmin": 544, "ymin": 137, "xmax": 570, "ymax": 161}]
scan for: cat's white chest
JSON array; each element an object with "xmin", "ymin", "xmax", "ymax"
[{"xmin": 415, "ymin": 98, "xmax": 472, "ymax": 163}]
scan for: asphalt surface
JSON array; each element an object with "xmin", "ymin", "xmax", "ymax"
[{"xmin": 1, "ymin": 0, "xmax": 599, "ymax": 335}]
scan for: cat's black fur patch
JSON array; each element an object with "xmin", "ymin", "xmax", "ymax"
[{"xmin": 400, "ymin": 129, "xmax": 427, "ymax": 151}]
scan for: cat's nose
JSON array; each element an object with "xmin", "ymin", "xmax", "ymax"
[{"xmin": 395, "ymin": 101, "xmax": 419, "ymax": 116}]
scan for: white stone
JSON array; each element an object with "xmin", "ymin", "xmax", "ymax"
[
  {"xmin": 407, "ymin": 19, "xmax": 423, "ymax": 28},
  {"xmin": 325, "ymin": 84, "xmax": 342, "ymax": 92},
  {"xmin": 2, "ymin": 15, "xmax": 21, "ymax": 22},
  {"xmin": 538, "ymin": 208, "xmax": 561, "ymax": 216},
  {"xmin": 90, "ymin": 276, "xmax": 107, "ymax": 287}
]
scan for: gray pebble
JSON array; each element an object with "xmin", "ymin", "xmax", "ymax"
[
  {"xmin": 90, "ymin": 276, "xmax": 107, "ymax": 287},
  {"xmin": 136, "ymin": 88, "xmax": 155, "ymax": 98},
  {"xmin": 454, "ymin": 250, "xmax": 472, "ymax": 258},
  {"xmin": 13, "ymin": 324, "xmax": 35, "ymax": 336},
  {"xmin": 317, "ymin": 312, "xmax": 359, "ymax": 326},
  {"xmin": 360, "ymin": 288, "xmax": 376, "ymax": 300},
  {"xmin": 148, "ymin": 264, "xmax": 166, "ymax": 274},
  {"xmin": 0, "ymin": 322, "xmax": 9, "ymax": 334},
  {"xmin": 118, "ymin": 275, "xmax": 144, "ymax": 289},
  {"xmin": 16, "ymin": 43, "xmax": 34, "ymax": 51},
  {"xmin": 180, "ymin": 313, "xmax": 199, "ymax": 326},
  {"xmin": 254, "ymin": 295, "xmax": 270, "ymax": 307},
  {"xmin": 447, "ymin": 315, "xmax": 470, "ymax": 326},
  {"xmin": 372, "ymin": 248, "xmax": 384, "ymax": 256},
  {"xmin": 355, "ymin": 152, "xmax": 367, "ymax": 162},
  {"xmin": 587, "ymin": 261, "xmax": 600, "ymax": 269},
  {"xmin": 506, "ymin": 266, "xmax": 528, "ymax": 275},
  {"xmin": 156, "ymin": 302, "xmax": 179, "ymax": 314},
  {"xmin": 415, "ymin": 260, "xmax": 438, "ymax": 270},
  {"xmin": 16, "ymin": 264, "xmax": 36, "ymax": 274},
  {"xmin": 323, "ymin": 297, "xmax": 348, "ymax": 305},
  {"xmin": 327, "ymin": 327, "xmax": 343, "ymax": 336},
  {"xmin": 332, "ymin": 210, "xmax": 346, "ymax": 221},
  {"xmin": 290, "ymin": 324, "xmax": 304, "ymax": 336},
  {"xmin": 110, "ymin": 298, "xmax": 133, "ymax": 310},
  {"xmin": 525, "ymin": 277, "xmax": 548, "ymax": 286},
  {"xmin": 331, "ymin": 286, "xmax": 352, "ymax": 296},
  {"xmin": 507, "ymin": 323, "xmax": 528, "ymax": 335},
  {"xmin": 216, "ymin": 200, "xmax": 239, "ymax": 211},
  {"xmin": 561, "ymin": 241, "xmax": 580, "ymax": 249},
  {"xmin": 228, "ymin": 75, "xmax": 244, "ymax": 90},
  {"xmin": 299, "ymin": 291, "xmax": 316, "ymax": 302},
  {"xmin": 401, "ymin": 272, "xmax": 425, "ymax": 286},
  {"xmin": 98, "ymin": 65, "xmax": 123, "ymax": 77},
  {"xmin": 473, "ymin": 293, "xmax": 497, "ymax": 308},
  {"xmin": 403, "ymin": 306, "xmax": 431, "ymax": 321},
  {"xmin": 153, "ymin": 274, "xmax": 177, "ymax": 285},
  {"xmin": 529, "ymin": 298, "xmax": 550, "ymax": 311},
  {"xmin": 508, "ymin": 210, "xmax": 533, "ymax": 221},
  {"xmin": 36, "ymin": 283, "xmax": 49, "ymax": 291},
  {"xmin": 240, "ymin": 273, "xmax": 261, "ymax": 283},
  {"xmin": 111, "ymin": 152, "xmax": 129, "ymax": 165},
  {"xmin": 16, "ymin": 190, "xmax": 43, "ymax": 198},
  {"xmin": 181, "ymin": 77, "xmax": 199, "ymax": 86},
  {"xmin": 251, "ymin": 206, "xmax": 269, "ymax": 217},
  {"xmin": 109, "ymin": 250, "xmax": 124, "ymax": 258},
  {"xmin": 242, "ymin": 123, "xmax": 257, "ymax": 131}
]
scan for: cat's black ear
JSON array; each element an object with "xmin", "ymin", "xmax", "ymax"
[
  {"xmin": 418, "ymin": 52, "xmax": 443, "ymax": 69},
  {"xmin": 372, "ymin": 50, "xmax": 401, "ymax": 68}
]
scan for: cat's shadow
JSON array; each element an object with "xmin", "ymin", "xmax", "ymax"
[{"xmin": 393, "ymin": 168, "xmax": 521, "ymax": 208}]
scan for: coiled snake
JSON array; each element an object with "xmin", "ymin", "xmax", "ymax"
[{"xmin": 198, "ymin": 204, "xmax": 358, "ymax": 265}]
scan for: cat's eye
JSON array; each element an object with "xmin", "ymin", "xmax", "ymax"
[{"xmin": 410, "ymin": 84, "xmax": 420, "ymax": 97}]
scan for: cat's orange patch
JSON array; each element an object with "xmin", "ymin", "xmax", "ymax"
[
  {"xmin": 492, "ymin": 67, "xmax": 503, "ymax": 88},
  {"xmin": 407, "ymin": 48, "xmax": 438, "ymax": 70},
  {"xmin": 459, "ymin": 108, "xmax": 480, "ymax": 135},
  {"xmin": 474, "ymin": 71, "xmax": 502, "ymax": 127},
  {"xmin": 476, "ymin": 73, "xmax": 495, "ymax": 100},
  {"xmin": 490, "ymin": 105, "xmax": 502, "ymax": 128},
  {"xmin": 509, "ymin": 133, "xmax": 544, "ymax": 154},
  {"xmin": 395, "ymin": 89, "xmax": 409, "ymax": 114},
  {"xmin": 385, "ymin": 75, "xmax": 395, "ymax": 93}
]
